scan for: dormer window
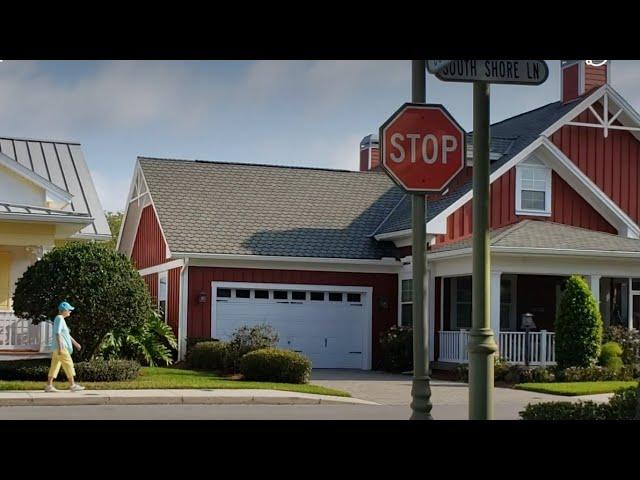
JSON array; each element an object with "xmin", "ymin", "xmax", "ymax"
[{"xmin": 516, "ymin": 156, "xmax": 551, "ymax": 216}]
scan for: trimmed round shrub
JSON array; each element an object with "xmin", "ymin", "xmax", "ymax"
[
  {"xmin": 555, "ymin": 275, "xmax": 603, "ymax": 369},
  {"xmin": 239, "ymin": 348, "xmax": 311, "ymax": 384},
  {"xmin": 600, "ymin": 341, "xmax": 623, "ymax": 368},
  {"xmin": 186, "ymin": 337, "xmax": 218, "ymax": 358},
  {"xmin": 603, "ymin": 326, "xmax": 640, "ymax": 365},
  {"xmin": 75, "ymin": 359, "xmax": 140, "ymax": 382},
  {"xmin": 226, "ymin": 324, "xmax": 280, "ymax": 373},
  {"xmin": 378, "ymin": 326, "xmax": 412, "ymax": 373},
  {"xmin": 12, "ymin": 242, "xmax": 153, "ymax": 361},
  {"xmin": 188, "ymin": 341, "xmax": 229, "ymax": 371}
]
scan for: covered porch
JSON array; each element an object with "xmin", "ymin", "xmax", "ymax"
[
  {"xmin": 0, "ymin": 205, "xmax": 93, "ymax": 353},
  {"xmin": 422, "ymin": 221, "xmax": 640, "ymax": 367}
]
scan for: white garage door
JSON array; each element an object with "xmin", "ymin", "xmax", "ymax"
[{"xmin": 212, "ymin": 282, "xmax": 371, "ymax": 369}]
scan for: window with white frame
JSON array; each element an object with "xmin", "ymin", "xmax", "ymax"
[
  {"xmin": 516, "ymin": 157, "xmax": 552, "ymax": 216},
  {"xmin": 400, "ymin": 278, "xmax": 413, "ymax": 326},
  {"xmin": 158, "ymin": 271, "xmax": 168, "ymax": 323}
]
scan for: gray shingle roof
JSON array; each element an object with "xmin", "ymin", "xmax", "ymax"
[
  {"xmin": 0, "ymin": 136, "xmax": 110, "ymax": 237},
  {"xmin": 430, "ymin": 220, "xmax": 640, "ymax": 254},
  {"xmin": 374, "ymin": 98, "xmax": 584, "ymax": 236},
  {"xmin": 139, "ymin": 158, "xmax": 405, "ymax": 259}
]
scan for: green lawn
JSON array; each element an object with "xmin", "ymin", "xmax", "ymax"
[
  {"xmin": 515, "ymin": 381, "xmax": 638, "ymax": 396},
  {"xmin": 0, "ymin": 367, "xmax": 350, "ymax": 397}
]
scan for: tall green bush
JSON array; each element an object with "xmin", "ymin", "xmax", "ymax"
[
  {"xmin": 12, "ymin": 242, "xmax": 153, "ymax": 361},
  {"xmin": 554, "ymin": 275, "xmax": 603, "ymax": 369}
]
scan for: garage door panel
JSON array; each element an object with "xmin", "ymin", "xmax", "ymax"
[{"xmin": 213, "ymin": 285, "xmax": 369, "ymax": 369}]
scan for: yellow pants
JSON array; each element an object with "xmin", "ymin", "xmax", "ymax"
[{"xmin": 48, "ymin": 350, "xmax": 76, "ymax": 380}]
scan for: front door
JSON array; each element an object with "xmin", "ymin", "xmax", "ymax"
[{"xmin": 633, "ymin": 294, "xmax": 640, "ymax": 330}]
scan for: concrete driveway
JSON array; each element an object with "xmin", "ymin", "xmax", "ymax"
[{"xmin": 311, "ymin": 369, "xmax": 613, "ymax": 419}]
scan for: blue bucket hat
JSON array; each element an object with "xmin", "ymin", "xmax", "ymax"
[{"xmin": 58, "ymin": 301, "xmax": 75, "ymax": 312}]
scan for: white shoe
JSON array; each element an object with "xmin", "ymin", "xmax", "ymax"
[
  {"xmin": 70, "ymin": 384, "xmax": 85, "ymax": 392},
  {"xmin": 44, "ymin": 385, "xmax": 59, "ymax": 393}
]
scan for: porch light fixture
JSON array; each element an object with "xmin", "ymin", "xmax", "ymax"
[
  {"xmin": 378, "ymin": 297, "xmax": 389, "ymax": 310},
  {"xmin": 197, "ymin": 292, "xmax": 208, "ymax": 304}
]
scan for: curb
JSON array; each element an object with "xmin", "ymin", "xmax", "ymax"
[{"xmin": 0, "ymin": 390, "xmax": 380, "ymax": 407}]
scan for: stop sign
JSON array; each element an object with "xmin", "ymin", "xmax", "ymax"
[{"xmin": 380, "ymin": 103, "xmax": 465, "ymax": 192}]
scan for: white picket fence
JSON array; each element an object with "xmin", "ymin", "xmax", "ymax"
[{"xmin": 438, "ymin": 329, "xmax": 556, "ymax": 366}]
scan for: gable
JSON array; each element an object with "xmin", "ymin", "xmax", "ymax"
[
  {"xmin": 434, "ymin": 162, "xmax": 616, "ymax": 245},
  {"xmin": 131, "ymin": 205, "xmax": 169, "ymax": 269},
  {"xmin": 0, "ymin": 163, "xmax": 46, "ymax": 206},
  {"xmin": 551, "ymin": 108, "xmax": 640, "ymax": 226}
]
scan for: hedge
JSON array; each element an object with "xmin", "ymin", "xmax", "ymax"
[
  {"xmin": 520, "ymin": 386, "xmax": 638, "ymax": 420},
  {"xmin": 0, "ymin": 358, "xmax": 140, "ymax": 382},
  {"xmin": 239, "ymin": 348, "xmax": 311, "ymax": 384}
]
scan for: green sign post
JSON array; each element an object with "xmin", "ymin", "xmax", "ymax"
[
  {"xmin": 380, "ymin": 61, "xmax": 466, "ymax": 420},
  {"xmin": 428, "ymin": 59, "xmax": 549, "ymax": 420}
]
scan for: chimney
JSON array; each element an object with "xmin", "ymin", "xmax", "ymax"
[
  {"xmin": 359, "ymin": 134, "xmax": 380, "ymax": 171},
  {"xmin": 561, "ymin": 60, "xmax": 610, "ymax": 104}
]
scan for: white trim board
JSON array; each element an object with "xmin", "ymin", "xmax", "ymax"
[
  {"xmin": 137, "ymin": 259, "xmax": 185, "ymax": 277},
  {"xmin": 0, "ymin": 152, "xmax": 73, "ymax": 205},
  {"xmin": 210, "ymin": 281, "xmax": 374, "ymax": 370}
]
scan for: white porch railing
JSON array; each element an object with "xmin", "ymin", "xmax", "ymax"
[
  {"xmin": 0, "ymin": 311, "xmax": 47, "ymax": 351},
  {"xmin": 438, "ymin": 330, "xmax": 556, "ymax": 366}
]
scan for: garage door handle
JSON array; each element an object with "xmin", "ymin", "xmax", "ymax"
[
  {"xmin": 324, "ymin": 338, "xmax": 327, "ymax": 347},
  {"xmin": 349, "ymin": 352, "xmax": 362, "ymax": 354}
]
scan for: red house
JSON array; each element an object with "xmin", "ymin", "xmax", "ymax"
[{"xmin": 118, "ymin": 60, "xmax": 640, "ymax": 369}]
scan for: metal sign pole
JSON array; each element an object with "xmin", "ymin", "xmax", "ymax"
[
  {"xmin": 469, "ymin": 82, "xmax": 498, "ymax": 420},
  {"xmin": 468, "ymin": 81, "xmax": 497, "ymax": 420},
  {"xmin": 409, "ymin": 59, "xmax": 433, "ymax": 420}
]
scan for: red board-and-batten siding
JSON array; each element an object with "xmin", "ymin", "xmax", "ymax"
[
  {"xmin": 131, "ymin": 205, "xmax": 180, "ymax": 335},
  {"xmin": 131, "ymin": 205, "xmax": 168, "ymax": 270},
  {"xmin": 551, "ymin": 110, "xmax": 640, "ymax": 225},
  {"xmin": 187, "ymin": 266, "xmax": 398, "ymax": 367},
  {"xmin": 434, "ymin": 170, "xmax": 615, "ymax": 244}
]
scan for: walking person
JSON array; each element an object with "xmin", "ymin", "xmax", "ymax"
[{"xmin": 45, "ymin": 301, "xmax": 85, "ymax": 392}]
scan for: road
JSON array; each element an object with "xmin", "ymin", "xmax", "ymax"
[{"xmin": 0, "ymin": 402, "xmax": 527, "ymax": 420}]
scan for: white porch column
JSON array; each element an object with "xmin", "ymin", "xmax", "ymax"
[
  {"xmin": 34, "ymin": 245, "xmax": 52, "ymax": 353},
  {"xmin": 490, "ymin": 271, "xmax": 502, "ymax": 356},
  {"xmin": 588, "ymin": 275, "xmax": 601, "ymax": 312},
  {"xmin": 427, "ymin": 267, "xmax": 436, "ymax": 363}
]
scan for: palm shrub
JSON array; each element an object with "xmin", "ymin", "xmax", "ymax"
[
  {"xmin": 100, "ymin": 310, "xmax": 177, "ymax": 366},
  {"xmin": 12, "ymin": 242, "xmax": 152, "ymax": 361},
  {"xmin": 554, "ymin": 275, "xmax": 603, "ymax": 369}
]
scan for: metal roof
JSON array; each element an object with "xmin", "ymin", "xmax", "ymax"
[
  {"xmin": 138, "ymin": 157, "xmax": 404, "ymax": 259},
  {"xmin": 0, "ymin": 202, "xmax": 93, "ymax": 225},
  {"xmin": 0, "ymin": 137, "xmax": 110, "ymax": 238}
]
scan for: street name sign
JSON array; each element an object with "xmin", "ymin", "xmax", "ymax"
[
  {"xmin": 434, "ymin": 60, "xmax": 549, "ymax": 85},
  {"xmin": 426, "ymin": 60, "xmax": 453, "ymax": 74},
  {"xmin": 380, "ymin": 103, "xmax": 465, "ymax": 193}
]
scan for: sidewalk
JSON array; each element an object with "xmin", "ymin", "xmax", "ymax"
[{"xmin": 0, "ymin": 389, "xmax": 379, "ymax": 407}]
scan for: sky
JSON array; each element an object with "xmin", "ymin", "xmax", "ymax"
[{"xmin": 1, "ymin": 60, "xmax": 639, "ymax": 213}]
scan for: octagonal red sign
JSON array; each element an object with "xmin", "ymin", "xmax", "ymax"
[{"xmin": 380, "ymin": 103, "xmax": 465, "ymax": 193}]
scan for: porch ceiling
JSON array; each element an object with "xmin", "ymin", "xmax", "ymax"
[{"xmin": 429, "ymin": 220, "xmax": 640, "ymax": 257}]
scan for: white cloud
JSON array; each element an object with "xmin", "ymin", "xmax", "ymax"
[
  {"xmin": 0, "ymin": 61, "xmax": 217, "ymax": 138},
  {"xmin": 91, "ymin": 169, "xmax": 131, "ymax": 213}
]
